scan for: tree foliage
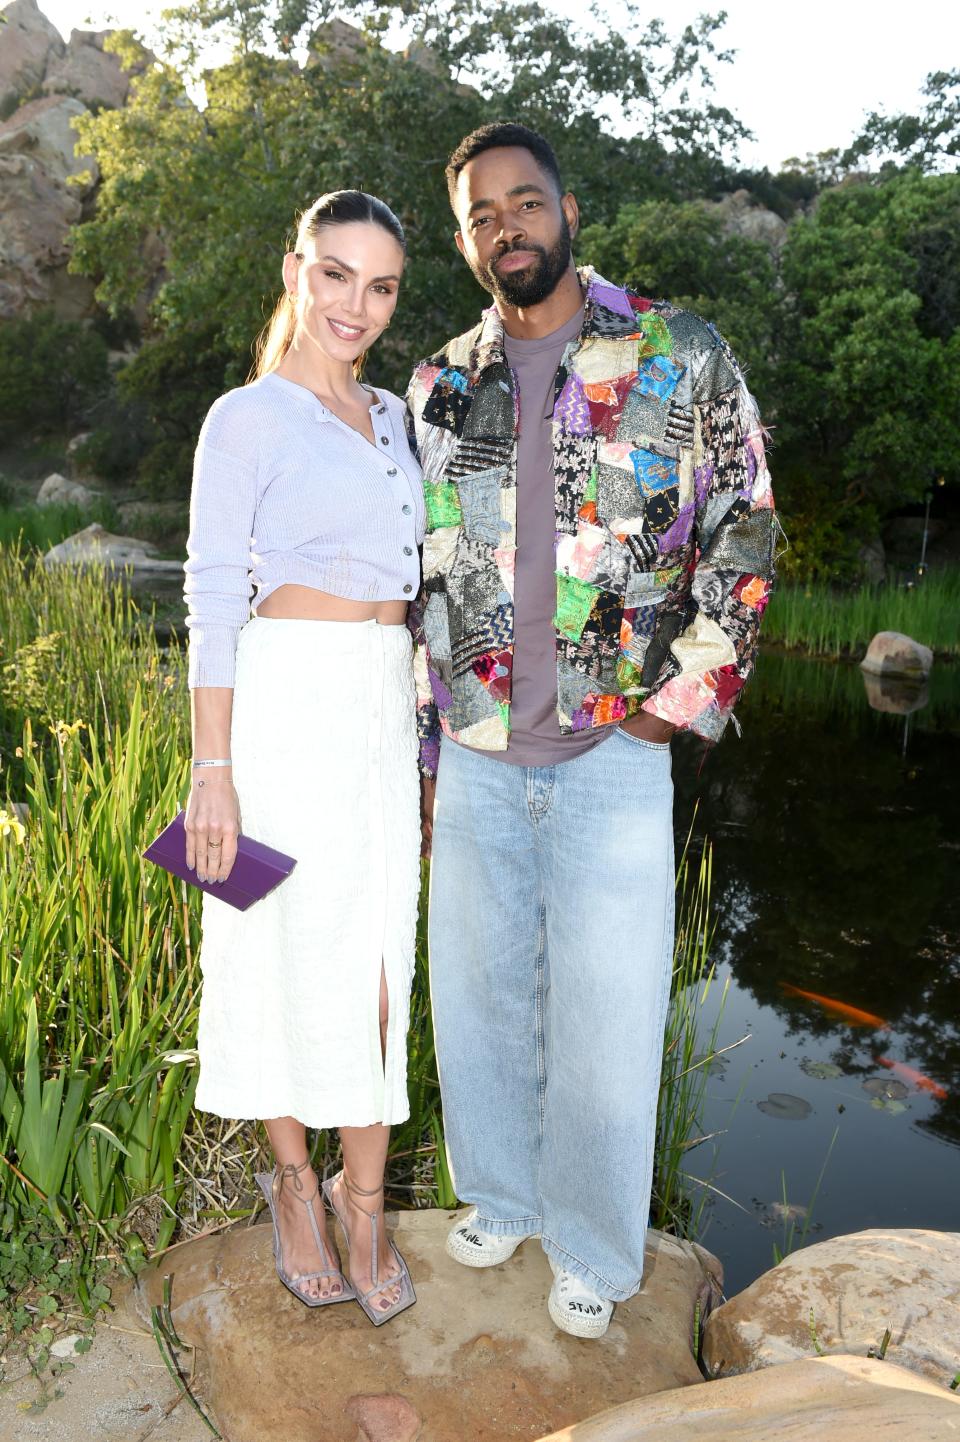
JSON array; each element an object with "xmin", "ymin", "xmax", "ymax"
[{"xmin": 846, "ymin": 69, "xmax": 960, "ymax": 173}]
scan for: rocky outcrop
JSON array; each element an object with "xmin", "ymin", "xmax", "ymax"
[
  {"xmin": 0, "ymin": 0, "xmax": 63, "ymax": 115},
  {"xmin": 860, "ymin": 631, "xmax": 934, "ymax": 680},
  {"xmin": 710, "ymin": 189, "xmax": 789, "ymax": 251},
  {"xmin": 533, "ymin": 1356, "xmax": 960, "ymax": 1441},
  {"xmin": 0, "ymin": 148, "xmax": 89, "ymax": 317},
  {"xmin": 0, "ymin": 93, "xmax": 96, "ymax": 185},
  {"xmin": 0, "ymin": 1, "xmax": 147, "ymax": 319},
  {"xmin": 42, "ymin": 28, "xmax": 134, "ymax": 110},
  {"xmin": 702, "ymin": 1228, "xmax": 960, "ymax": 1392},
  {"xmin": 135, "ymin": 1209, "xmax": 722, "ymax": 1442}
]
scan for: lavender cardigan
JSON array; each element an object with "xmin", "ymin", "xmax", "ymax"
[{"xmin": 183, "ymin": 372, "xmax": 425, "ymax": 688}]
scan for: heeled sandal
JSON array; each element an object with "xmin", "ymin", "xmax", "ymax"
[
  {"xmin": 255, "ymin": 1159, "xmax": 355, "ymax": 1308},
  {"xmin": 322, "ymin": 1169, "xmax": 416, "ymax": 1326}
]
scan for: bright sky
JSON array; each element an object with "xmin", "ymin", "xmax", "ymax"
[{"xmin": 39, "ymin": 0, "xmax": 960, "ymax": 171}]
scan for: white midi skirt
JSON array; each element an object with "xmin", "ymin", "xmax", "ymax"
[{"xmin": 194, "ymin": 617, "xmax": 421, "ymax": 1129}]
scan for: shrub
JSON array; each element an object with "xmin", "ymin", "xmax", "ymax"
[{"xmin": 0, "ymin": 312, "xmax": 110, "ymax": 437}]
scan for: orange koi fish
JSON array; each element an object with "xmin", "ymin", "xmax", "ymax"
[
  {"xmin": 780, "ymin": 983, "xmax": 889, "ymax": 1030},
  {"xmin": 875, "ymin": 1056, "xmax": 948, "ymax": 1100}
]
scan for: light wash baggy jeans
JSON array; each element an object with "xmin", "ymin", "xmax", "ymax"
[{"xmin": 428, "ymin": 726, "xmax": 676, "ymax": 1302}]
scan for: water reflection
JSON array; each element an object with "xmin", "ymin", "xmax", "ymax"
[{"xmin": 671, "ymin": 649, "xmax": 960, "ymax": 1289}]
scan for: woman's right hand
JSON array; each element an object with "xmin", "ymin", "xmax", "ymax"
[{"xmin": 185, "ymin": 775, "xmax": 241, "ymax": 883}]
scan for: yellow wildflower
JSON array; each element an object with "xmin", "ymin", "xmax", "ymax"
[{"xmin": 0, "ymin": 809, "xmax": 26, "ymax": 845}]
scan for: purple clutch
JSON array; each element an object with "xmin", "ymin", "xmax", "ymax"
[{"xmin": 143, "ymin": 810, "xmax": 297, "ymax": 912}]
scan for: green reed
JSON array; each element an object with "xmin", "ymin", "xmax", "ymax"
[
  {"xmin": 652, "ymin": 829, "xmax": 730, "ymax": 1237},
  {"xmin": 763, "ymin": 573, "xmax": 960, "ymax": 659}
]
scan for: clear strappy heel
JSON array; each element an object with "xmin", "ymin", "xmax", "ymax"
[
  {"xmin": 255, "ymin": 1159, "xmax": 355, "ymax": 1308},
  {"xmin": 322, "ymin": 1169, "xmax": 416, "ymax": 1326}
]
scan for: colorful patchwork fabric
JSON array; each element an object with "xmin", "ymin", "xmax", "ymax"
[{"xmin": 406, "ymin": 267, "xmax": 778, "ymax": 775}]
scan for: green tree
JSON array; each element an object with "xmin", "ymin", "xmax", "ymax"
[
  {"xmin": 845, "ymin": 69, "xmax": 960, "ymax": 173},
  {"xmin": 775, "ymin": 170, "xmax": 960, "ymax": 541},
  {"xmin": 578, "ymin": 197, "xmax": 779, "ymax": 395}
]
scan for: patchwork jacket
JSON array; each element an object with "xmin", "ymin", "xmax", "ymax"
[{"xmin": 406, "ymin": 267, "xmax": 777, "ymax": 778}]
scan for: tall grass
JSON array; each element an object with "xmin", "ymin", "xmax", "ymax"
[
  {"xmin": 0, "ymin": 500, "xmax": 119, "ymax": 553},
  {"xmin": 0, "ymin": 543, "xmax": 720, "ymax": 1287},
  {"xmin": 763, "ymin": 573, "xmax": 960, "ymax": 659}
]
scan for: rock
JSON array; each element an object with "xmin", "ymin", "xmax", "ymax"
[
  {"xmin": 42, "ymin": 28, "xmax": 136, "ymax": 111},
  {"xmin": 857, "ymin": 536, "xmax": 886, "ymax": 585},
  {"xmin": 861, "ymin": 670, "xmax": 929, "ymax": 716},
  {"xmin": 533, "ymin": 1355, "xmax": 960, "ymax": 1441},
  {"xmin": 135, "ymin": 1210, "xmax": 721, "ymax": 1442},
  {"xmin": 702, "ymin": 1228, "xmax": 960, "ymax": 1392},
  {"xmin": 35, "ymin": 471, "xmax": 100, "ymax": 506},
  {"xmin": 0, "ymin": 0, "xmax": 64, "ymax": 115},
  {"xmin": 66, "ymin": 429, "xmax": 92, "ymax": 454},
  {"xmin": 710, "ymin": 189, "xmax": 789, "ymax": 251},
  {"xmin": 860, "ymin": 631, "xmax": 934, "ymax": 681},
  {"xmin": 306, "ymin": 17, "xmax": 371, "ymax": 68},
  {"xmin": 0, "ymin": 149, "xmax": 89, "ymax": 318},
  {"xmin": 43, "ymin": 522, "xmax": 182, "ymax": 576},
  {"xmin": 0, "ymin": 93, "xmax": 97, "ymax": 187}
]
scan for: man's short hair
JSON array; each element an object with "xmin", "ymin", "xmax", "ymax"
[{"xmin": 445, "ymin": 123, "xmax": 564, "ymax": 211}]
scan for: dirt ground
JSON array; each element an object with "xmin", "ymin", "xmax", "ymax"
[{"xmin": 0, "ymin": 1282, "xmax": 212, "ymax": 1442}]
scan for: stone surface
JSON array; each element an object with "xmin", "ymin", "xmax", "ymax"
[
  {"xmin": 860, "ymin": 631, "xmax": 934, "ymax": 681},
  {"xmin": 533, "ymin": 1355, "xmax": 960, "ymax": 1441},
  {"xmin": 135, "ymin": 1209, "xmax": 722, "ymax": 1442},
  {"xmin": 43, "ymin": 521, "xmax": 183, "ymax": 576},
  {"xmin": 43, "ymin": 27, "xmax": 134, "ymax": 110},
  {"xmin": 702, "ymin": 1228, "xmax": 960, "ymax": 1391},
  {"xmin": 0, "ymin": 93, "xmax": 96, "ymax": 186},
  {"xmin": 0, "ymin": 0, "xmax": 64, "ymax": 114},
  {"xmin": 36, "ymin": 471, "xmax": 100, "ymax": 506}
]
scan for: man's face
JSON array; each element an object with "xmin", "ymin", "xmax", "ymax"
[{"xmin": 453, "ymin": 146, "xmax": 579, "ymax": 309}]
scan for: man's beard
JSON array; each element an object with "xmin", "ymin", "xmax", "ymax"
[{"xmin": 472, "ymin": 214, "xmax": 573, "ymax": 308}]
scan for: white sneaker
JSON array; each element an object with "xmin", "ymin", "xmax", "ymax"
[
  {"xmin": 547, "ymin": 1258, "xmax": 615, "ymax": 1338},
  {"xmin": 445, "ymin": 1208, "xmax": 527, "ymax": 1268}
]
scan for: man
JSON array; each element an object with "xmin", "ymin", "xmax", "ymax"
[{"xmin": 406, "ymin": 122, "xmax": 775, "ymax": 1337}]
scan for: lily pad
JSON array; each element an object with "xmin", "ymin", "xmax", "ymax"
[
  {"xmin": 870, "ymin": 1097, "xmax": 907, "ymax": 1114},
  {"xmin": 757, "ymin": 1092, "xmax": 812, "ymax": 1121},
  {"xmin": 863, "ymin": 1077, "xmax": 909, "ymax": 1100},
  {"xmin": 800, "ymin": 1060, "xmax": 843, "ymax": 1080}
]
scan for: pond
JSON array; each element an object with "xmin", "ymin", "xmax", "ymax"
[{"xmin": 672, "ymin": 649, "xmax": 960, "ymax": 1298}]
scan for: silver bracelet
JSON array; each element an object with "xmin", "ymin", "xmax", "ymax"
[{"xmin": 192, "ymin": 758, "xmax": 233, "ymax": 768}]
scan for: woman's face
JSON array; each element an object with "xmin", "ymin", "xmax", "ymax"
[{"xmin": 283, "ymin": 221, "xmax": 404, "ymax": 367}]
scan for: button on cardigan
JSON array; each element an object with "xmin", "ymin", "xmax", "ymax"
[{"xmin": 183, "ymin": 372, "xmax": 425, "ymax": 689}]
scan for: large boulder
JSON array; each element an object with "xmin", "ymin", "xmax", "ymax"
[
  {"xmin": 42, "ymin": 27, "xmax": 135, "ymax": 110},
  {"xmin": 135, "ymin": 1209, "xmax": 722, "ymax": 1442},
  {"xmin": 0, "ymin": 0, "xmax": 64, "ymax": 115},
  {"xmin": 702, "ymin": 1228, "xmax": 960, "ymax": 1392},
  {"xmin": 533, "ymin": 1355, "xmax": 960, "ymax": 1441},
  {"xmin": 860, "ymin": 631, "xmax": 934, "ymax": 681},
  {"xmin": 35, "ymin": 471, "xmax": 101, "ymax": 507},
  {"xmin": 0, "ymin": 93, "xmax": 96, "ymax": 186},
  {"xmin": 43, "ymin": 522, "xmax": 183, "ymax": 577}
]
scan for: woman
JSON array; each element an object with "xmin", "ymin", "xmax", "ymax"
[{"xmin": 182, "ymin": 191, "xmax": 424, "ymax": 1325}]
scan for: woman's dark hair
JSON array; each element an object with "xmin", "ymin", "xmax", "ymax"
[
  {"xmin": 251, "ymin": 190, "xmax": 406, "ymax": 380},
  {"xmin": 445, "ymin": 123, "xmax": 563, "ymax": 209}
]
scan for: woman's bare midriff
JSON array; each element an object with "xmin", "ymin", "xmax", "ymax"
[{"xmin": 256, "ymin": 583, "xmax": 408, "ymax": 626}]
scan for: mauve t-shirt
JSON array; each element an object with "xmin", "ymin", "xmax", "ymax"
[{"xmin": 477, "ymin": 302, "xmax": 613, "ymax": 767}]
